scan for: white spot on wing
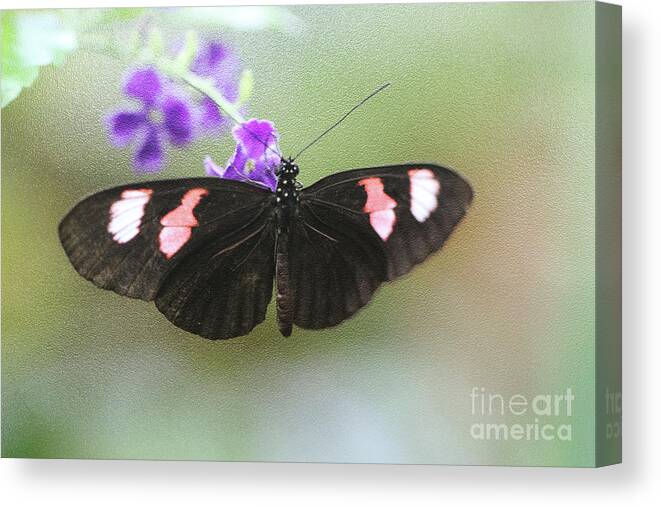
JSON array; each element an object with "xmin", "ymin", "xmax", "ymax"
[
  {"xmin": 108, "ymin": 189, "xmax": 153, "ymax": 243},
  {"xmin": 408, "ymin": 169, "xmax": 440, "ymax": 223}
]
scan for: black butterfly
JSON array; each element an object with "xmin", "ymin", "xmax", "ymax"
[
  {"xmin": 59, "ymin": 85, "xmax": 472, "ymax": 340},
  {"xmin": 59, "ymin": 159, "xmax": 472, "ymax": 340}
]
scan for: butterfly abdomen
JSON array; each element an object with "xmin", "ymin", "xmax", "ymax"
[{"xmin": 275, "ymin": 232, "xmax": 293, "ymax": 337}]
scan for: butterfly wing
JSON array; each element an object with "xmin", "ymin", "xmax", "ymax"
[
  {"xmin": 301, "ymin": 164, "xmax": 473, "ymax": 280},
  {"xmin": 283, "ymin": 200, "xmax": 389, "ymax": 330},
  {"xmin": 287, "ymin": 164, "xmax": 472, "ymax": 330},
  {"xmin": 59, "ymin": 177, "xmax": 276, "ymax": 339},
  {"xmin": 154, "ymin": 211, "xmax": 276, "ymax": 340}
]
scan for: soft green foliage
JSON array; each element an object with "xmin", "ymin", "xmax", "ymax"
[
  {"xmin": 1, "ymin": 11, "xmax": 76, "ymax": 107},
  {"xmin": 172, "ymin": 30, "xmax": 199, "ymax": 73},
  {"xmin": 238, "ymin": 69, "xmax": 254, "ymax": 105},
  {"xmin": 146, "ymin": 26, "xmax": 165, "ymax": 60},
  {"xmin": 161, "ymin": 6, "xmax": 304, "ymax": 34},
  {"xmin": 1, "ymin": 6, "xmax": 295, "ymax": 108}
]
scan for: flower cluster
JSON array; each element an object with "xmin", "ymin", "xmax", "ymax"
[
  {"xmin": 107, "ymin": 68, "xmax": 192, "ymax": 172},
  {"xmin": 107, "ymin": 41, "xmax": 244, "ymax": 173},
  {"xmin": 107, "ymin": 34, "xmax": 282, "ymax": 190},
  {"xmin": 190, "ymin": 41, "xmax": 242, "ymax": 133}
]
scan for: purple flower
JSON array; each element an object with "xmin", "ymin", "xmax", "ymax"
[
  {"xmin": 205, "ymin": 119, "xmax": 280, "ymax": 190},
  {"xmin": 107, "ymin": 68, "xmax": 194, "ymax": 172},
  {"xmin": 190, "ymin": 41, "xmax": 243, "ymax": 132}
]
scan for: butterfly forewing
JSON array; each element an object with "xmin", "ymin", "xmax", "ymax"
[
  {"xmin": 301, "ymin": 164, "xmax": 473, "ymax": 281},
  {"xmin": 59, "ymin": 177, "xmax": 272, "ymax": 300}
]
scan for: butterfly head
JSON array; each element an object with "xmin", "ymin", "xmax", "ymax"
[
  {"xmin": 277, "ymin": 157, "xmax": 299, "ymax": 178},
  {"xmin": 275, "ymin": 158, "xmax": 301, "ymax": 210}
]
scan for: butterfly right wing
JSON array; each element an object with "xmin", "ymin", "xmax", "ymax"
[
  {"xmin": 284, "ymin": 163, "xmax": 472, "ymax": 331},
  {"xmin": 301, "ymin": 164, "xmax": 473, "ymax": 280},
  {"xmin": 283, "ymin": 199, "xmax": 389, "ymax": 330}
]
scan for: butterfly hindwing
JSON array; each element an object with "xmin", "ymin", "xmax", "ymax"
[
  {"xmin": 155, "ymin": 209, "xmax": 276, "ymax": 340},
  {"xmin": 300, "ymin": 164, "xmax": 473, "ymax": 281},
  {"xmin": 285, "ymin": 199, "xmax": 388, "ymax": 330}
]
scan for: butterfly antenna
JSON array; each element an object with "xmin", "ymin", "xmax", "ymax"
[{"xmin": 292, "ymin": 82, "xmax": 391, "ymax": 162}]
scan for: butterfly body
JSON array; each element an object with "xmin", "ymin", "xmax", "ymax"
[
  {"xmin": 273, "ymin": 159, "xmax": 301, "ymax": 337},
  {"xmin": 59, "ymin": 160, "xmax": 472, "ymax": 341}
]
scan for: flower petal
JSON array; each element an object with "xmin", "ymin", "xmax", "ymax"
[
  {"xmin": 220, "ymin": 81, "xmax": 239, "ymax": 103},
  {"xmin": 205, "ymin": 119, "xmax": 280, "ymax": 191},
  {"xmin": 204, "ymin": 155, "xmax": 224, "ymax": 177},
  {"xmin": 208, "ymin": 51, "xmax": 242, "ymax": 101},
  {"xmin": 223, "ymin": 144, "xmax": 248, "ymax": 180},
  {"xmin": 227, "ymin": 147, "xmax": 277, "ymax": 190},
  {"xmin": 107, "ymin": 110, "xmax": 147, "ymax": 147},
  {"xmin": 161, "ymin": 95, "xmax": 193, "ymax": 146},
  {"xmin": 191, "ymin": 41, "xmax": 228, "ymax": 77},
  {"xmin": 233, "ymin": 118, "xmax": 280, "ymax": 161},
  {"xmin": 198, "ymin": 96, "xmax": 227, "ymax": 131},
  {"xmin": 248, "ymin": 159, "xmax": 278, "ymax": 190},
  {"xmin": 134, "ymin": 126, "xmax": 164, "ymax": 173},
  {"xmin": 207, "ymin": 146, "xmax": 255, "ymax": 183},
  {"xmin": 221, "ymin": 163, "xmax": 249, "ymax": 182},
  {"xmin": 124, "ymin": 68, "xmax": 162, "ymax": 106}
]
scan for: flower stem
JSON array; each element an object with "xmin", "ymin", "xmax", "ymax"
[{"xmin": 157, "ymin": 59, "xmax": 246, "ymax": 125}]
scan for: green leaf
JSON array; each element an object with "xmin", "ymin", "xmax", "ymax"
[
  {"xmin": 105, "ymin": 8, "xmax": 147, "ymax": 22},
  {"xmin": 238, "ymin": 69, "xmax": 254, "ymax": 105},
  {"xmin": 2, "ymin": 11, "xmax": 77, "ymax": 107}
]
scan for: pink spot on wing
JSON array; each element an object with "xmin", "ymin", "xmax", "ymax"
[
  {"xmin": 159, "ymin": 188, "xmax": 208, "ymax": 259},
  {"xmin": 159, "ymin": 227, "xmax": 193, "ymax": 259},
  {"xmin": 369, "ymin": 209, "xmax": 397, "ymax": 241},
  {"xmin": 358, "ymin": 177, "xmax": 397, "ymax": 241},
  {"xmin": 161, "ymin": 188, "xmax": 208, "ymax": 227}
]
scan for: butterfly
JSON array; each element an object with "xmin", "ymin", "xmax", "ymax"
[
  {"xmin": 59, "ymin": 84, "xmax": 472, "ymax": 340},
  {"xmin": 58, "ymin": 158, "xmax": 472, "ymax": 340}
]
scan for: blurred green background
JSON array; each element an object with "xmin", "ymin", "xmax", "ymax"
[{"xmin": 2, "ymin": 3, "xmax": 598, "ymax": 465}]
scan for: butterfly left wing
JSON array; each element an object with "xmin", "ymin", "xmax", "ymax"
[
  {"xmin": 285, "ymin": 163, "xmax": 472, "ymax": 331},
  {"xmin": 59, "ymin": 177, "xmax": 278, "ymax": 340}
]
